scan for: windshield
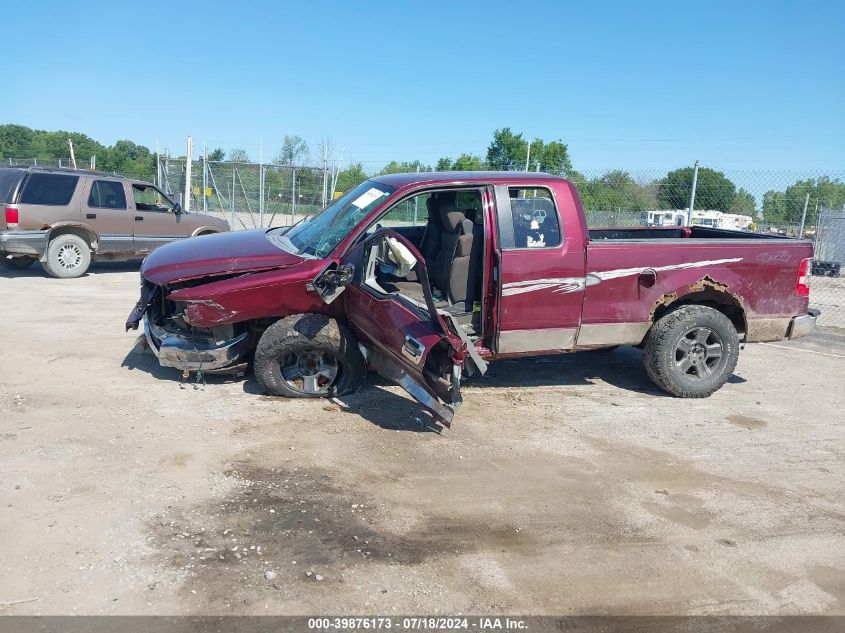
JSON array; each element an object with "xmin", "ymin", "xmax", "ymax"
[{"xmin": 268, "ymin": 180, "xmax": 394, "ymax": 258}]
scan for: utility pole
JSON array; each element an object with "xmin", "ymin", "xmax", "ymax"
[
  {"xmin": 798, "ymin": 192, "xmax": 810, "ymax": 238},
  {"xmin": 524, "ymin": 138, "xmax": 532, "ymax": 172},
  {"xmin": 687, "ymin": 160, "xmax": 700, "ymax": 226},
  {"xmin": 155, "ymin": 140, "xmax": 160, "ymax": 188},
  {"xmin": 184, "ymin": 136, "xmax": 193, "ymax": 212},
  {"xmin": 321, "ymin": 143, "xmax": 328, "ymax": 207},
  {"xmin": 202, "ymin": 142, "xmax": 208, "ymax": 214},
  {"xmin": 90, "ymin": 155, "xmax": 96, "ymax": 170},
  {"xmin": 259, "ymin": 141, "xmax": 265, "ymax": 227},
  {"xmin": 68, "ymin": 138, "xmax": 77, "ymax": 169}
]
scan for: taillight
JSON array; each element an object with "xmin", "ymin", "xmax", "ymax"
[
  {"xmin": 795, "ymin": 258, "xmax": 812, "ymax": 297},
  {"xmin": 4, "ymin": 206, "xmax": 18, "ymax": 226}
]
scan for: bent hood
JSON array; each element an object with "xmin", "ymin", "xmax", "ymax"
[{"xmin": 142, "ymin": 229, "xmax": 304, "ymax": 285}]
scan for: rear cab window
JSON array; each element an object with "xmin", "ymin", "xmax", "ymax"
[
  {"xmin": 500, "ymin": 187, "xmax": 562, "ymax": 249},
  {"xmin": 19, "ymin": 173, "xmax": 80, "ymax": 206}
]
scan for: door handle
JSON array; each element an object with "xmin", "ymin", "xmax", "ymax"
[
  {"xmin": 402, "ymin": 336, "xmax": 425, "ymax": 364},
  {"xmin": 86, "ymin": 213, "xmax": 96, "ymax": 219},
  {"xmin": 135, "ymin": 216, "xmax": 144, "ymax": 222}
]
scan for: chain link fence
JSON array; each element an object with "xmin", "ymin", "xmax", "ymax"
[
  {"xmin": 157, "ymin": 158, "xmax": 326, "ymax": 231},
  {"xmin": 4, "ymin": 154, "xmax": 844, "ymax": 331}
]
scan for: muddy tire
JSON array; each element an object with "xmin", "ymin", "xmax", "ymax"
[
  {"xmin": 43, "ymin": 234, "xmax": 91, "ymax": 279},
  {"xmin": 1, "ymin": 254, "xmax": 37, "ymax": 270},
  {"xmin": 254, "ymin": 313, "xmax": 366, "ymax": 398},
  {"xmin": 643, "ymin": 304, "xmax": 739, "ymax": 398}
]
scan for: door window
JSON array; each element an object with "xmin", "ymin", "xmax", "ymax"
[
  {"xmin": 132, "ymin": 184, "xmax": 173, "ymax": 212},
  {"xmin": 19, "ymin": 173, "xmax": 79, "ymax": 206},
  {"xmin": 88, "ymin": 180, "xmax": 127, "ymax": 209},
  {"xmin": 503, "ymin": 187, "xmax": 562, "ymax": 249}
]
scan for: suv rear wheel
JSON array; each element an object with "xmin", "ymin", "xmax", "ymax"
[
  {"xmin": 643, "ymin": 304, "xmax": 739, "ymax": 398},
  {"xmin": 43, "ymin": 233, "xmax": 92, "ymax": 279}
]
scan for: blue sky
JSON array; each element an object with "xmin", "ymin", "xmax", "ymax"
[{"xmin": 4, "ymin": 0, "xmax": 844, "ymax": 173}]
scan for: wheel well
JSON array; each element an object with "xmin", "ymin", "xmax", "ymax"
[
  {"xmin": 48, "ymin": 226, "xmax": 95, "ymax": 249},
  {"xmin": 653, "ymin": 289, "xmax": 746, "ymax": 335},
  {"xmin": 195, "ymin": 230, "xmax": 217, "ymax": 236}
]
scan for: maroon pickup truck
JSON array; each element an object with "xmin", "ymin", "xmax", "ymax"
[{"xmin": 126, "ymin": 172, "xmax": 817, "ymax": 426}]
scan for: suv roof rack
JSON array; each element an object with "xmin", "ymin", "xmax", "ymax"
[{"xmin": 1, "ymin": 165, "xmax": 130, "ymax": 179}]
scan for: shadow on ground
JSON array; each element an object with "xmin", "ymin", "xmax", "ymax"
[{"xmin": 0, "ymin": 259, "xmax": 142, "ymax": 279}]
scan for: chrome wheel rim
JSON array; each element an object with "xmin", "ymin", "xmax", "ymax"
[
  {"xmin": 675, "ymin": 327, "xmax": 723, "ymax": 379},
  {"xmin": 281, "ymin": 349, "xmax": 339, "ymax": 394},
  {"xmin": 57, "ymin": 243, "xmax": 83, "ymax": 271}
]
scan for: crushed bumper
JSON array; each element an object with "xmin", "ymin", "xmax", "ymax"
[
  {"xmin": 788, "ymin": 309, "xmax": 820, "ymax": 340},
  {"xmin": 144, "ymin": 319, "xmax": 249, "ymax": 371},
  {"xmin": 0, "ymin": 230, "xmax": 48, "ymax": 256}
]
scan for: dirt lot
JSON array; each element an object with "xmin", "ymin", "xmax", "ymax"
[{"xmin": 1, "ymin": 262, "xmax": 844, "ymax": 616}]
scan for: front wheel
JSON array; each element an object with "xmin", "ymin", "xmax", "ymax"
[
  {"xmin": 254, "ymin": 313, "xmax": 366, "ymax": 398},
  {"xmin": 643, "ymin": 304, "xmax": 739, "ymax": 398}
]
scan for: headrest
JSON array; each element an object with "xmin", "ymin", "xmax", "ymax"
[{"xmin": 440, "ymin": 203, "xmax": 467, "ymax": 233}]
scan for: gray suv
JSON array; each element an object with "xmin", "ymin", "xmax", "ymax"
[{"xmin": 0, "ymin": 166, "xmax": 229, "ymax": 278}]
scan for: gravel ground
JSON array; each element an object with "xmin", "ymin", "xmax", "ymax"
[{"xmin": 1, "ymin": 262, "xmax": 843, "ymax": 616}]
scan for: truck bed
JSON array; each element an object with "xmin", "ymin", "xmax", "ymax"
[{"xmin": 589, "ymin": 226, "xmax": 794, "ymax": 241}]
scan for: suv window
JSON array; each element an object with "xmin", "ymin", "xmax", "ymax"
[
  {"xmin": 0, "ymin": 169, "xmax": 23, "ymax": 203},
  {"xmin": 505, "ymin": 187, "xmax": 562, "ymax": 249},
  {"xmin": 88, "ymin": 180, "xmax": 127, "ymax": 209},
  {"xmin": 132, "ymin": 184, "xmax": 173, "ymax": 212},
  {"xmin": 19, "ymin": 173, "xmax": 79, "ymax": 206}
]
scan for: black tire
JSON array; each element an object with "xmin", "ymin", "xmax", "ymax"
[
  {"xmin": 643, "ymin": 304, "xmax": 739, "ymax": 398},
  {"xmin": 254, "ymin": 313, "xmax": 366, "ymax": 398},
  {"xmin": 43, "ymin": 233, "xmax": 91, "ymax": 279},
  {"xmin": 1, "ymin": 254, "xmax": 37, "ymax": 270}
]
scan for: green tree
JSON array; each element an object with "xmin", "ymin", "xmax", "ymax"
[
  {"xmin": 436, "ymin": 157, "xmax": 453, "ymax": 171},
  {"xmin": 658, "ymin": 167, "xmax": 737, "ymax": 212},
  {"xmin": 227, "ymin": 148, "xmax": 250, "ymax": 162},
  {"xmin": 378, "ymin": 160, "xmax": 431, "ymax": 175},
  {"xmin": 730, "ymin": 188, "xmax": 756, "ymax": 216},
  {"xmin": 207, "ymin": 148, "xmax": 225, "ymax": 161},
  {"xmin": 0, "ymin": 124, "xmax": 35, "ymax": 157},
  {"xmin": 335, "ymin": 162, "xmax": 368, "ymax": 193},
  {"xmin": 486, "ymin": 128, "xmax": 528, "ymax": 170},
  {"xmin": 275, "ymin": 135, "xmax": 308, "ymax": 165},
  {"xmin": 450, "ymin": 153, "xmax": 485, "ymax": 171},
  {"xmin": 486, "ymin": 128, "xmax": 572, "ymax": 174},
  {"xmin": 762, "ymin": 177, "xmax": 845, "ymax": 224},
  {"xmin": 581, "ymin": 170, "xmax": 656, "ymax": 212}
]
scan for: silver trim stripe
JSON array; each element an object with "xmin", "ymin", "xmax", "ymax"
[{"xmin": 501, "ymin": 258, "xmax": 743, "ymax": 297}]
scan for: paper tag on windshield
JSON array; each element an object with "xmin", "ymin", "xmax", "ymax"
[{"xmin": 351, "ymin": 187, "xmax": 386, "ymax": 208}]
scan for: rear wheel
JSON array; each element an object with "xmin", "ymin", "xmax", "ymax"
[
  {"xmin": 43, "ymin": 233, "xmax": 91, "ymax": 279},
  {"xmin": 254, "ymin": 313, "xmax": 366, "ymax": 398},
  {"xmin": 643, "ymin": 304, "xmax": 739, "ymax": 398},
  {"xmin": 1, "ymin": 254, "xmax": 37, "ymax": 270}
]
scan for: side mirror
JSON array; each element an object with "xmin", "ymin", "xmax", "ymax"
[
  {"xmin": 313, "ymin": 262, "xmax": 354, "ymax": 304},
  {"xmin": 173, "ymin": 203, "xmax": 183, "ymax": 216}
]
